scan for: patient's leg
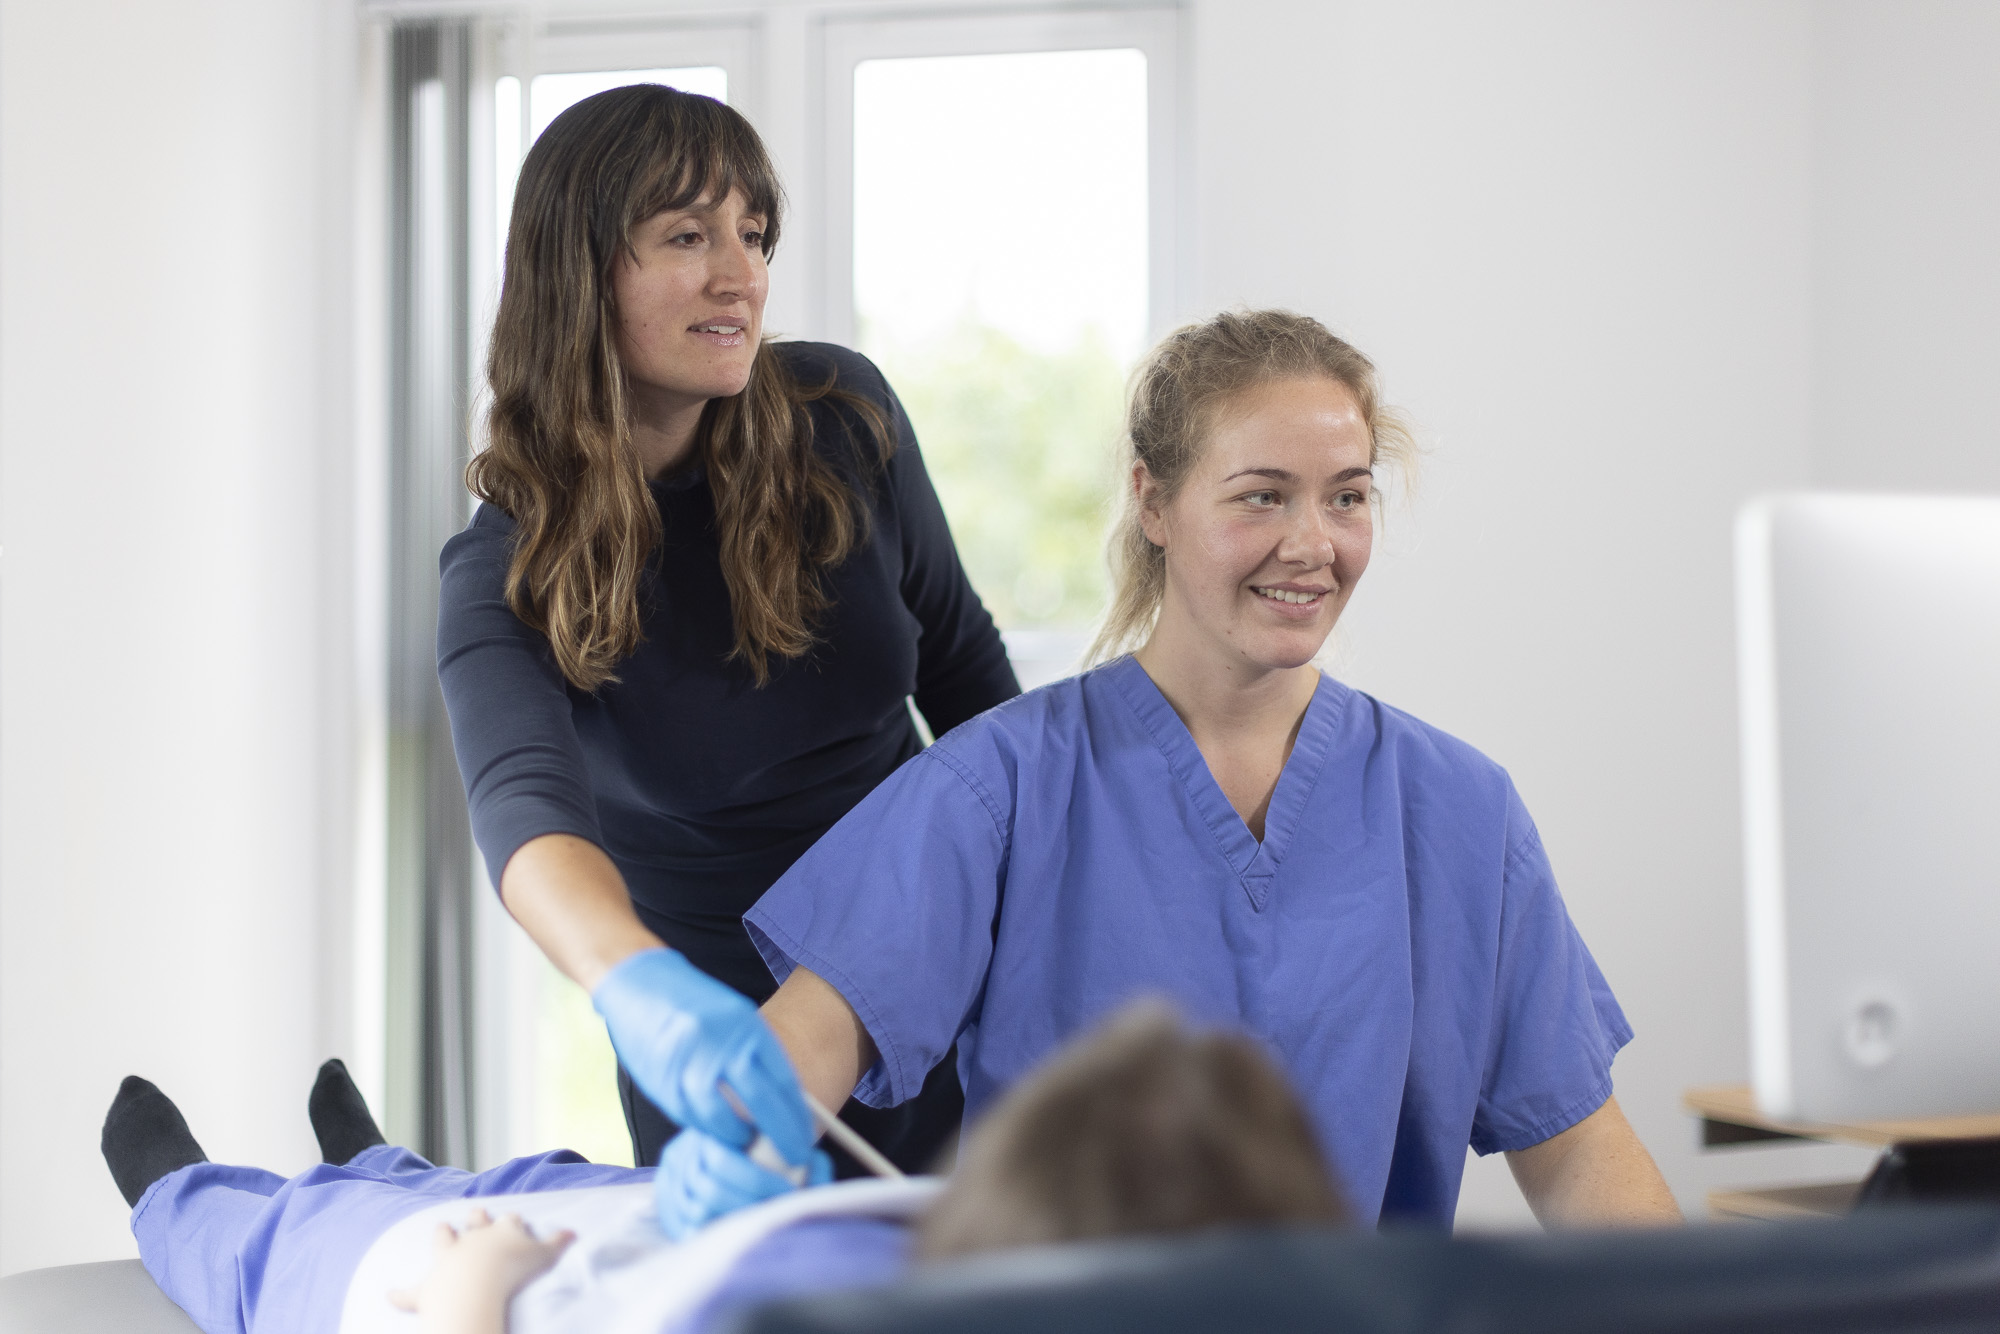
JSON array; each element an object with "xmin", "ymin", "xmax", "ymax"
[
  {"xmin": 111, "ymin": 1068, "xmax": 651, "ymax": 1334},
  {"xmin": 309, "ymin": 1059, "xmax": 387, "ymax": 1165},
  {"xmin": 101, "ymin": 1076, "xmax": 208, "ymax": 1208}
]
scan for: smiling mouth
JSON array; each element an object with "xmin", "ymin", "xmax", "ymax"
[{"xmin": 1253, "ymin": 586, "xmax": 1332, "ymax": 605}]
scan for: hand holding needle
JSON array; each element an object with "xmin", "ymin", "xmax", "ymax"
[{"xmin": 721, "ymin": 1085, "xmax": 906, "ymax": 1182}]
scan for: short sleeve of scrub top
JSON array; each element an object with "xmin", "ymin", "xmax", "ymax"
[
  {"xmin": 745, "ymin": 743, "xmax": 1008, "ymax": 1109},
  {"xmin": 746, "ymin": 657, "xmax": 1631, "ymax": 1225},
  {"xmin": 1470, "ymin": 789, "xmax": 1632, "ymax": 1155}
]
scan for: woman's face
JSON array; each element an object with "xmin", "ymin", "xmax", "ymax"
[
  {"xmin": 1139, "ymin": 376, "xmax": 1376, "ymax": 676},
  {"xmin": 611, "ymin": 187, "xmax": 769, "ymax": 412}
]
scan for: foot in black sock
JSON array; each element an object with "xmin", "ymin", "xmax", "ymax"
[
  {"xmin": 309, "ymin": 1059, "xmax": 386, "ymax": 1165},
  {"xmin": 102, "ymin": 1076, "xmax": 207, "ymax": 1208}
]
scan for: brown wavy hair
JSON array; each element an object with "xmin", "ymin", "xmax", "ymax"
[
  {"xmin": 471, "ymin": 85, "xmax": 885, "ymax": 691},
  {"xmin": 917, "ymin": 1000, "xmax": 1349, "ymax": 1258},
  {"xmin": 1086, "ymin": 309, "xmax": 1416, "ymax": 664}
]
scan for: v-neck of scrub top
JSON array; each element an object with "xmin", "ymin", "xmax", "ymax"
[{"xmin": 1107, "ymin": 654, "xmax": 1342, "ymax": 911}]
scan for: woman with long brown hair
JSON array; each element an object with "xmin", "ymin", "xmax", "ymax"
[{"xmin": 437, "ymin": 85, "xmax": 1016, "ymax": 1181}]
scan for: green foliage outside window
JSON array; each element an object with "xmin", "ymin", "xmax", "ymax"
[{"xmin": 867, "ymin": 321, "xmax": 1127, "ymax": 630}]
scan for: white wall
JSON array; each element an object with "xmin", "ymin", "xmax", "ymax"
[
  {"xmin": 0, "ymin": 0, "xmax": 363, "ymax": 1272},
  {"xmin": 1811, "ymin": 1, "xmax": 2000, "ymax": 494}
]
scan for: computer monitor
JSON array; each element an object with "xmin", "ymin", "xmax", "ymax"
[{"xmin": 1736, "ymin": 493, "xmax": 2000, "ymax": 1123}]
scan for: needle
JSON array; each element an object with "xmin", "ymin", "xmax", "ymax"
[
  {"xmin": 718, "ymin": 1085, "xmax": 907, "ymax": 1182},
  {"xmin": 803, "ymin": 1091, "xmax": 907, "ymax": 1180}
]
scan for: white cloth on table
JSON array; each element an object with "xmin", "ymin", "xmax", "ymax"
[{"xmin": 338, "ymin": 1177, "xmax": 940, "ymax": 1334}]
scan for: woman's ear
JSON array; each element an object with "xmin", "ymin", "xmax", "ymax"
[{"xmin": 1134, "ymin": 463, "xmax": 1169, "ymax": 549}]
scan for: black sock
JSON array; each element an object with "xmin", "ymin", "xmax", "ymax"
[
  {"xmin": 309, "ymin": 1059, "xmax": 387, "ymax": 1165},
  {"xmin": 101, "ymin": 1076, "xmax": 207, "ymax": 1208}
]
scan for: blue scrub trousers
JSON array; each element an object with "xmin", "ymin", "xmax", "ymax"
[{"xmin": 131, "ymin": 1145, "xmax": 647, "ymax": 1334}]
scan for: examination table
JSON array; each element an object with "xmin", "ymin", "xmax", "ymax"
[
  {"xmin": 742, "ymin": 1204, "xmax": 2000, "ymax": 1334},
  {"xmin": 0, "ymin": 1258, "xmax": 198, "ymax": 1334},
  {"xmin": 4, "ymin": 1205, "xmax": 1998, "ymax": 1333}
]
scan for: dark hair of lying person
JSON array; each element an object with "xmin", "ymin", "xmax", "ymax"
[{"xmin": 916, "ymin": 1001, "xmax": 1349, "ymax": 1259}]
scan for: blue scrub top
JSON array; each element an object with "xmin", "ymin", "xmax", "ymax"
[{"xmin": 746, "ymin": 655, "xmax": 1631, "ymax": 1226}]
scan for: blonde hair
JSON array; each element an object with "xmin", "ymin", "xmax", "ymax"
[
  {"xmin": 916, "ymin": 1001, "xmax": 1348, "ymax": 1259},
  {"xmin": 1086, "ymin": 310, "xmax": 1415, "ymax": 665},
  {"xmin": 471, "ymin": 85, "xmax": 886, "ymax": 692}
]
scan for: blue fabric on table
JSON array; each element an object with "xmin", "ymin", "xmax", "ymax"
[
  {"xmin": 130, "ymin": 1146, "xmax": 645, "ymax": 1334},
  {"xmin": 746, "ymin": 655, "xmax": 1632, "ymax": 1227}
]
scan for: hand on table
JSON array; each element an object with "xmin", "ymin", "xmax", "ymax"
[
  {"xmin": 590, "ymin": 948, "xmax": 816, "ymax": 1165},
  {"xmin": 654, "ymin": 1126, "xmax": 834, "ymax": 1240},
  {"xmin": 388, "ymin": 1209, "xmax": 574, "ymax": 1334}
]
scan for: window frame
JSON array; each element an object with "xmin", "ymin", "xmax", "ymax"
[{"xmin": 502, "ymin": 18, "xmax": 758, "ymax": 118}]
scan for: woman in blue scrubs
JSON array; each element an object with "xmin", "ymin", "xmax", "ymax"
[{"xmin": 663, "ymin": 309, "xmax": 1681, "ymax": 1233}]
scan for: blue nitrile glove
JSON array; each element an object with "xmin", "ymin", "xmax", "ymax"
[
  {"xmin": 654, "ymin": 1127, "xmax": 833, "ymax": 1239},
  {"xmin": 590, "ymin": 948, "xmax": 815, "ymax": 1165}
]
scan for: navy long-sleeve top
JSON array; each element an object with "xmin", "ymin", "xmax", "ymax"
[{"xmin": 437, "ymin": 342, "xmax": 1020, "ymax": 1000}]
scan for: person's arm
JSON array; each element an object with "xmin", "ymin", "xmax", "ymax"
[
  {"xmin": 646, "ymin": 967, "xmax": 874, "ymax": 1239},
  {"xmin": 389, "ymin": 1210, "xmax": 574, "ymax": 1334},
  {"xmin": 499, "ymin": 828, "xmax": 820, "ymax": 1174},
  {"xmin": 1505, "ymin": 1095, "xmax": 1682, "ymax": 1227},
  {"xmin": 660, "ymin": 740, "xmax": 1008, "ymax": 1233},
  {"xmin": 437, "ymin": 516, "xmax": 609, "ymax": 918},
  {"xmin": 498, "ymin": 833, "xmax": 661, "ymax": 991},
  {"xmin": 639, "ymin": 970, "xmax": 863, "ymax": 1242},
  {"xmin": 759, "ymin": 964, "xmax": 877, "ymax": 1113},
  {"xmin": 441, "ymin": 520, "xmax": 813, "ymax": 1165},
  {"xmin": 505, "ymin": 836, "xmax": 817, "ymax": 1166}
]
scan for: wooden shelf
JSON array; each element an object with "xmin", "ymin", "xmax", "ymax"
[
  {"xmin": 1688, "ymin": 1084, "xmax": 2000, "ymax": 1221},
  {"xmin": 1708, "ymin": 1180, "xmax": 1863, "ymax": 1221},
  {"xmin": 1683, "ymin": 1084, "xmax": 2000, "ymax": 1149}
]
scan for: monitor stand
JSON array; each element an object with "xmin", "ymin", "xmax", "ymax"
[
  {"xmin": 1684, "ymin": 1084, "xmax": 2000, "ymax": 1219},
  {"xmin": 1857, "ymin": 1138, "xmax": 2000, "ymax": 1207}
]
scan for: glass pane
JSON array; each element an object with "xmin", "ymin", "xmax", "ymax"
[{"xmin": 853, "ymin": 49, "xmax": 1148, "ymax": 673}]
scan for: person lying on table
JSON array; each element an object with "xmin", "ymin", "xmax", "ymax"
[
  {"xmin": 102, "ymin": 1003, "xmax": 1345, "ymax": 1334},
  {"xmin": 660, "ymin": 308, "xmax": 1684, "ymax": 1234}
]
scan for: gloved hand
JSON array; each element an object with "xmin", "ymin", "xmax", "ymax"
[
  {"xmin": 654, "ymin": 1127, "xmax": 833, "ymax": 1240},
  {"xmin": 590, "ymin": 948, "xmax": 815, "ymax": 1165}
]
